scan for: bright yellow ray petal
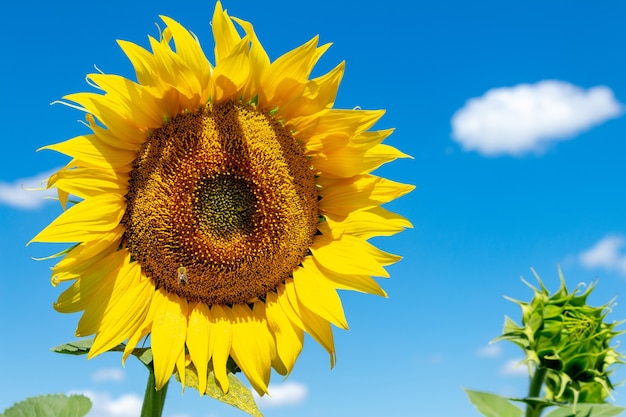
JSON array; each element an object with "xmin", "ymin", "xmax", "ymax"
[
  {"xmin": 293, "ymin": 257, "xmax": 349, "ymax": 330},
  {"xmin": 279, "ymin": 61, "xmax": 345, "ymax": 120},
  {"xmin": 30, "ymin": 194, "xmax": 126, "ymax": 244},
  {"xmin": 50, "ymin": 226, "xmax": 123, "ymax": 283},
  {"xmin": 151, "ymin": 289, "xmax": 188, "ymax": 390},
  {"xmin": 210, "ymin": 38, "xmax": 251, "ymax": 103},
  {"xmin": 88, "ymin": 262, "xmax": 153, "ymax": 357},
  {"xmin": 49, "ymin": 165, "xmax": 128, "ymax": 200},
  {"xmin": 292, "ymin": 109, "xmax": 385, "ymax": 150},
  {"xmin": 231, "ymin": 17, "xmax": 269, "ymax": 100},
  {"xmin": 76, "ymin": 251, "xmax": 135, "ymax": 337},
  {"xmin": 212, "ymin": 1, "xmax": 242, "ymax": 65},
  {"xmin": 318, "ymin": 174, "xmax": 415, "ymax": 218},
  {"xmin": 311, "ymin": 257, "xmax": 387, "ymax": 297},
  {"xmin": 314, "ymin": 143, "xmax": 411, "ymax": 178},
  {"xmin": 160, "ymin": 16, "xmax": 212, "ymax": 103},
  {"xmin": 284, "ymin": 279, "xmax": 336, "ymax": 367},
  {"xmin": 311, "ymin": 234, "xmax": 401, "ymax": 277},
  {"xmin": 229, "ymin": 303, "xmax": 272, "ymax": 395},
  {"xmin": 322, "ymin": 206, "xmax": 413, "ymax": 240},
  {"xmin": 259, "ymin": 36, "xmax": 320, "ymax": 109},
  {"xmin": 207, "ymin": 304, "xmax": 233, "ymax": 393},
  {"xmin": 186, "ymin": 302, "xmax": 211, "ymax": 395},
  {"xmin": 53, "ymin": 249, "xmax": 129, "ymax": 314},
  {"xmin": 41, "ymin": 134, "xmax": 135, "ymax": 170},
  {"xmin": 117, "ymin": 39, "xmax": 164, "ymax": 90},
  {"xmin": 265, "ymin": 290, "xmax": 304, "ymax": 375}
]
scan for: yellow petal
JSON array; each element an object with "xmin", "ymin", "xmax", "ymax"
[
  {"xmin": 51, "ymin": 226, "xmax": 123, "ymax": 285},
  {"xmin": 212, "ymin": 1, "xmax": 243, "ymax": 65},
  {"xmin": 160, "ymin": 15, "xmax": 212, "ymax": 103},
  {"xmin": 207, "ymin": 304, "xmax": 233, "ymax": 393},
  {"xmin": 284, "ymin": 279, "xmax": 335, "ymax": 367},
  {"xmin": 311, "ymin": 257, "xmax": 387, "ymax": 297},
  {"xmin": 293, "ymin": 257, "xmax": 348, "ymax": 330},
  {"xmin": 54, "ymin": 249, "xmax": 129, "ymax": 314},
  {"xmin": 265, "ymin": 290, "xmax": 304, "ymax": 375},
  {"xmin": 87, "ymin": 73, "xmax": 164, "ymax": 128},
  {"xmin": 280, "ymin": 61, "xmax": 345, "ymax": 119},
  {"xmin": 210, "ymin": 38, "xmax": 251, "ymax": 103},
  {"xmin": 41, "ymin": 134, "xmax": 135, "ymax": 170},
  {"xmin": 151, "ymin": 289, "xmax": 188, "ymax": 390},
  {"xmin": 186, "ymin": 302, "xmax": 211, "ymax": 395},
  {"xmin": 229, "ymin": 303, "xmax": 273, "ymax": 395},
  {"xmin": 29, "ymin": 194, "xmax": 126, "ymax": 244},
  {"xmin": 322, "ymin": 206, "xmax": 413, "ymax": 240},
  {"xmin": 318, "ymin": 174, "xmax": 414, "ymax": 218},
  {"xmin": 315, "ymin": 143, "xmax": 411, "ymax": 178},
  {"xmin": 311, "ymin": 234, "xmax": 401, "ymax": 277},
  {"xmin": 89, "ymin": 262, "xmax": 153, "ymax": 357},
  {"xmin": 260, "ymin": 36, "xmax": 319, "ymax": 109},
  {"xmin": 49, "ymin": 165, "xmax": 128, "ymax": 200},
  {"xmin": 117, "ymin": 39, "xmax": 164, "ymax": 90}
]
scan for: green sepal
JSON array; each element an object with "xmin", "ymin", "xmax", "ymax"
[
  {"xmin": 464, "ymin": 388, "xmax": 523, "ymax": 417},
  {"xmin": 1, "ymin": 394, "xmax": 91, "ymax": 417},
  {"xmin": 544, "ymin": 403, "xmax": 626, "ymax": 417},
  {"xmin": 176, "ymin": 363, "xmax": 263, "ymax": 417}
]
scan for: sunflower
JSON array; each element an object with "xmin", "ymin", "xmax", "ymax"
[{"xmin": 31, "ymin": 1, "xmax": 413, "ymax": 396}]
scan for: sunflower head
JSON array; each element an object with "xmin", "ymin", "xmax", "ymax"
[
  {"xmin": 496, "ymin": 268, "xmax": 624, "ymax": 404},
  {"xmin": 31, "ymin": 1, "xmax": 413, "ymax": 397}
]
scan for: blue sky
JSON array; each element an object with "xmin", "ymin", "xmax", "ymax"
[{"xmin": 2, "ymin": 1, "xmax": 626, "ymax": 416}]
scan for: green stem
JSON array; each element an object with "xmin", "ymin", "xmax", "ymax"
[
  {"xmin": 525, "ymin": 366, "xmax": 548, "ymax": 417},
  {"xmin": 140, "ymin": 365, "xmax": 169, "ymax": 417}
]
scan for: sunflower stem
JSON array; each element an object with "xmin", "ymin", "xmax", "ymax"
[
  {"xmin": 140, "ymin": 365, "xmax": 168, "ymax": 417},
  {"xmin": 525, "ymin": 365, "xmax": 548, "ymax": 417}
]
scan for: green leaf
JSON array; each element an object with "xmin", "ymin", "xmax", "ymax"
[
  {"xmin": 51, "ymin": 339, "xmax": 94, "ymax": 355},
  {"xmin": 179, "ymin": 364, "xmax": 263, "ymax": 417},
  {"xmin": 544, "ymin": 403, "xmax": 626, "ymax": 417},
  {"xmin": 464, "ymin": 389, "xmax": 524, "ymax": 417},
  {"xmin": 2, "ymin": 394, "xmax": 91, "ymax": 417}
]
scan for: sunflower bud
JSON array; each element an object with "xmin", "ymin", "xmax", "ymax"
[{"xmin": 496, "ymin": 268, "xmax": 623, "ymax": 405}]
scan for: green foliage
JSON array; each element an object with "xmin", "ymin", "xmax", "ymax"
[
  {"xmin": 1, "ymin": 394, "xmax": 91, "ymax": 417},
  {"xmin": 464, "ymin": 389, "xmax": 523, "ymax": 417},
  {"xmin": 177, "ymin": 363, "xmax": 263, "ymax": 417},
  {"xmin": 51, "ymin": 339, "xmax": 262, "ymax": 416},
  {"xmin": 494, "ymin": 268, "xmax": 623, "ymax": 404},
  {"xmin": 465, "ymin": 268, "xmax": 625, "ymax": 417},
  {"xmin": 544, "ymin": 403, "xmax": 625, "ymax": 417}
]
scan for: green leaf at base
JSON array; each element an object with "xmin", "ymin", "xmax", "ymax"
[
  {"xmin": 464, "ymin": 388, "xmax": 524, "ymax": 417},
  {"xmin": 544, "ymin": 403, "xmax": 626, "ymax": 417},
  {"xmin": 1, "ymin": 394, "xmax": 91, "ymax": 417},
  {"xmin": 179, "ymin": 364, "xmax": 263, "ymax": 417}
]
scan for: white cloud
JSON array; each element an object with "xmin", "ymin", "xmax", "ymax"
[
  {"xmin": 500, "ymin": 358, "xmax": 528, "ymax": 377},
  {"xmin": 0, "ymin": 168, "xmax": 60, "ymax": 209},
  {"xmin": 72, "ymin": 391, "xmax": 142, "ymax": 417},
  {"xmin": 451, "ymin": 80, "xmax": 623, "ymax": 156},
  {"xmin": 253, "ymin": 381, "xmax": 308, "ymax": 408},
  {"xmin": 476, "ymin": 343, "xmax": 502, "ymax": 358},
  {"xmin": 580, "ymin": 235, "xmax": 626, "ymax": 276},
  {"xmin": 91, "ymin": 368, "xmax": 125, "ymax": 383}
]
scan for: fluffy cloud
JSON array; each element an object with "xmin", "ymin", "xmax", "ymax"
[
  {"xmin": 71, "ymin": 391, "xmax": 142, "ymax": 417},
  {"xmin": 476, "ymin": 343, "xmax": 502, "ymax": 358},
  {"xmin": 91, "ymin": 368, "xmax": 125, "ymax": 383},
  {"xmin": 579, "ymin": 235, "xmax": 626, "ymax": 276},
  {"xmin": 500, "ymin": 358, "xmax": 527, "ymax": 377},
  {"xmin": 0, "ymin": 168, "xmax": 59, "ymax": 209},
  {"xmin": 451, "ymin": 80, "xmax": 623, "ymax": 156},
  {"xmin": 253, "ymin": 381, "xmax": 308, "ymax": 408}
]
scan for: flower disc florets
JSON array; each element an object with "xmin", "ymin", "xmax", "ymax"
[{"xmin": 496, "ymin": 268, "xmax": 624, "ymax": 404}]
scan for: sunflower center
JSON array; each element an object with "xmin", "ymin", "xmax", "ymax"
[
  {"xmin": 195, "ymin": 174, "xmax": 257, "ymax": 238},
  {"xmin": 122, "ymin": 101, "xmax": 319, "ymax": 305}
]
